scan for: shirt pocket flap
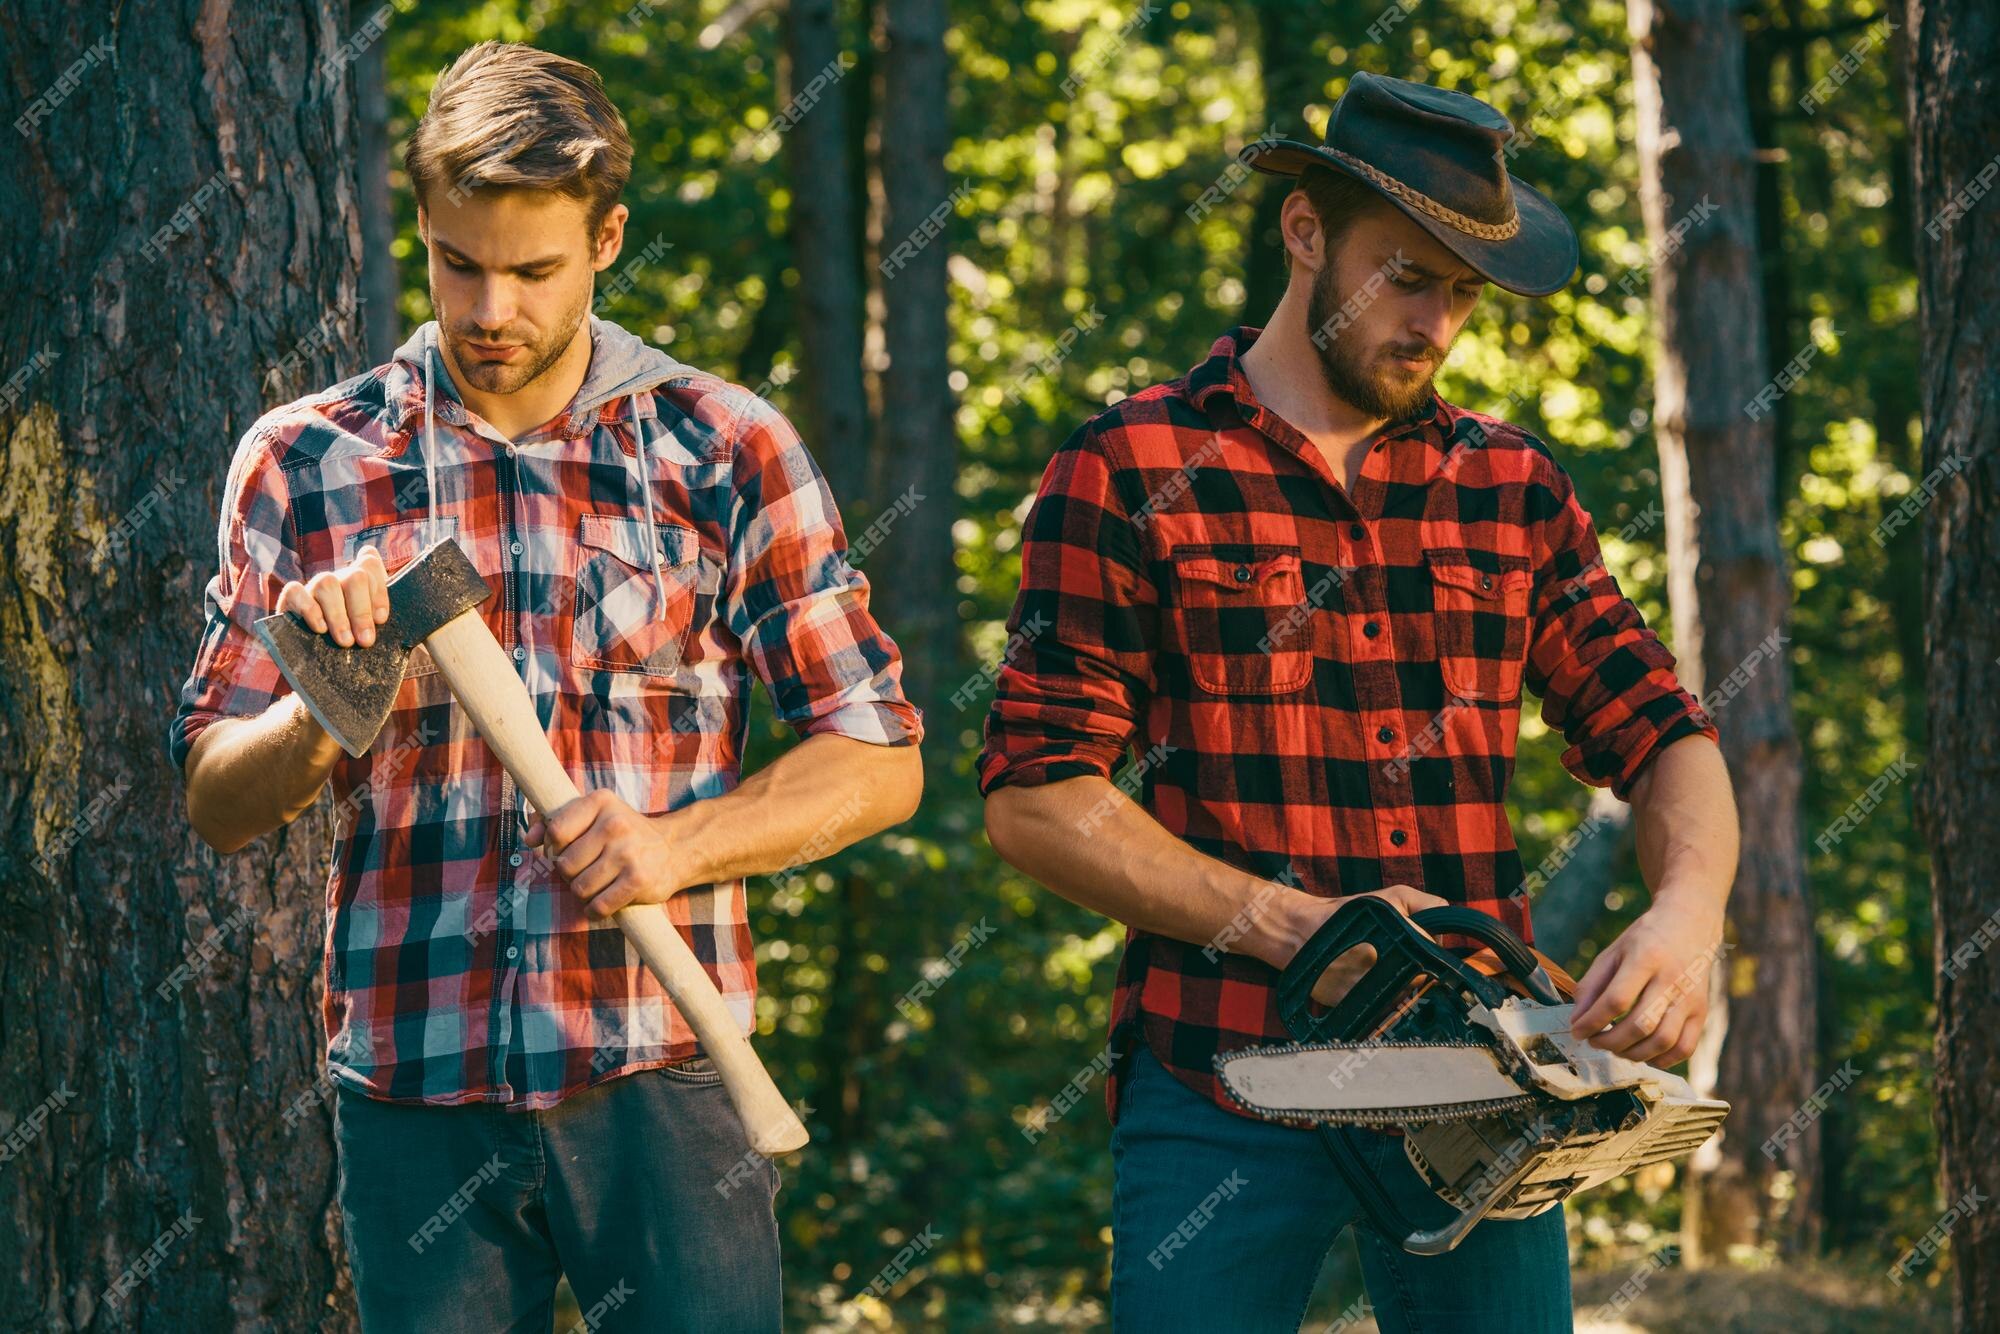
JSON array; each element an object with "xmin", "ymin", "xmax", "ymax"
[
  {"xmin": 1426, "ymin": 554, "xmax": 1532, "ymax": 600},
  {"xmin": 1173, "ymin": 548, "xmax": 1306, "ymax": 606},
  {"xmin": 578, "ymin": 514, "xmax": 699, "ymax": 572},
  {"xmin": 343, "ymin": 515, "xmax": 458, "ymax": 573}
]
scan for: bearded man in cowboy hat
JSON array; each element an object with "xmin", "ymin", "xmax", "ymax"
[{"xmin": 979, "ymin": 72, "xmax": 1738, "ymax": 1330}]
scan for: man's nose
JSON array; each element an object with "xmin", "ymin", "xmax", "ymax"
[
  {"xmin": 469, "ymin": 279, "xmax": 518, "ymax": 332},
  {"xmin": 1407, "ymin": 290, "xmax": 1455, "ymax": 352}
]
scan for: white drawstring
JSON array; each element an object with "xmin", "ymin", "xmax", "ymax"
[
  {"xmin": 423, "ymin": 339, "xmax": 441, "ymax": 549},
  {"xmin": 631, "ymin": 394, "xmax": 669, "ymax": 618}
]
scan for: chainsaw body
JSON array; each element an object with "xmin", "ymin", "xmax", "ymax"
[{"xmin": 1215, "ymin": 897, "xmax": 1729, "ymax": 1255}]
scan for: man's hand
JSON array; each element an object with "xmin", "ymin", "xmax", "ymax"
[
  {"xmin": 524, "ymin": 790, "xmax": 691, "ymax": 920},
  {"xmin": 1568, "ymin": 894, "xmax": 1726, "ymax": 1069},
  {"xmin": 276, "ymin": 543, "xmax": 389, "ymax": 648}
]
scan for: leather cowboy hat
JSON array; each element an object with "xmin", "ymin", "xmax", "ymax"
[{"xmin": 1245, "ymin": 71, "xmax": 1580, "ymax": 297}]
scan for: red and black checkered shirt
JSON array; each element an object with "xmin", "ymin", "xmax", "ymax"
[{"xmin": 977, "ymin": 326, "xmax": 1716, "ymax": 1124}]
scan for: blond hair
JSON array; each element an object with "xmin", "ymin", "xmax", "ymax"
[{"xmin": 405, "ymin": 41, "xmax": 633, "ymax": 232}]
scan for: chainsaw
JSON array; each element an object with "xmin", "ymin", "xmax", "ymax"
[{"xmin": 1214, "ymin": 896, "xmax": 1729, "ymax": 1256}]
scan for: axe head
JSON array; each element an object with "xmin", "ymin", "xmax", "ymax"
[{"xmin": 253, "ymin": 538, "xmax": 490, "ymax": 757}]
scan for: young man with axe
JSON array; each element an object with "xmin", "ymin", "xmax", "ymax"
[
  {"xmin": 980, "ymin": 73, "xmax": 1738, "ymax": 1330},
  {"xmin": 168, "ymin": 41, "xmax": 922, "ymax": 1333}
]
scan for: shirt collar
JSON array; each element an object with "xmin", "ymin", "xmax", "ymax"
[{"xmin": 1185, "ymin": 324, "xmax": 1466, "ymax": 471}]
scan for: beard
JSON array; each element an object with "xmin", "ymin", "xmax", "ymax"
[
  {"xmin": 434, "ymin": 282, "xmax": 590, "ymax": 396},
  {"xmin": 1305, "ymin": 260, "xmax": 1445, "ymax": 422}
]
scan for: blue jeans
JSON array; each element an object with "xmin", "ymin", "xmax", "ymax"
[
  {"xmin": 333, "ymin": 1059, "xmax": 781, "ymax": 1333},
  {"xmin": 1111, "ymin": 1044, "xmax": 1571, "ymax": 1332}
]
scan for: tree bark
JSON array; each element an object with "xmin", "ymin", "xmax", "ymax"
[
  {"xmin": 1, "ymin": 4, "xmax": 361, "ymax": 1327},
  {"xmin": 1905, "ymin": 0, "xmax": 2000, "ymax": 1318},
  {"xmin": 1628, "ymin": 0, "xmax": 1821, "ymax": 1261},
  {"xmin": 873, "ymin": 0, "xmax": 961, "ymax": 718},
  {"xmin": 783, "ymin": 0, "xmax": 872, "ymax": 513},
  {"xmin": 356, "ymin": 33, "xmax": 401, "ymax": 366}
]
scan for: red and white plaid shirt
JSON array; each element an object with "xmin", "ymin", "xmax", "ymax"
[
  {"xmin": 978, "ymin": 326, "xmax": 1715, "ymax": 1123},
  {"xmin": 170, "ymin": 318, "xmax": 921, "ymax": 1109}
]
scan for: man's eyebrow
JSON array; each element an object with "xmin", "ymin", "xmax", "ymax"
[{"xmin": 435, "ymin": 242, "xmax": 565, "ymax": 271}]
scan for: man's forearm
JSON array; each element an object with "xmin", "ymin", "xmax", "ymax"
[
  {"xmin": 655, "ymin": 732, "xmax": 923, "ymax": 890},
  {"xmin": 1628, "ymin": 734, "xmax": 1738, "ymax": 920},
  {"xmin": 984, "ymin": 776, "xmax": 1317, "ymax": 968},
  {"xmin": 183, "ymin": 694, "xmax": 344, "ymax": 854}
]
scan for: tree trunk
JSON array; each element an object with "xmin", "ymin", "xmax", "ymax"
[
  {"xmin": 783, "ymin": 0, "xmax": 872, "ymax": 513},
  {"xmin": 1243, "ymin": 0, "xmax": 1318, "ymax": 322},
  {"xmin": 1628, "ymin": 0, "xmax": 1820, "ymax": 1261},
  {"xmin": 873, "ymin": 0, "xmax": 961, "ymax": 718},
  {"xmin": 1, "ymin": 5, "xmax": 360, "ymax": 1327},
  {"xmin": 356, "ymin": 34, "xmax": 401, "ymax": 366},
  {"xmin": 1905, "ymin": 0, "xmax": 2000, "ymax": 1317}
]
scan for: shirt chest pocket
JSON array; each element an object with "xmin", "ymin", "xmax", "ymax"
[
  {"xmin": 1428, "ymin": 553, "xmax": 1533, "ymax": 702},
  {"xmin": 1168, "ymin": 546, "xmax": 1313, "ymax": 697},
  {"xmin": 341, "ymin": 516, "xmax": 460, "ymax": 678},
  {"xmin": 570, "ymin": 514, "xmax": 718, "ymax": 678}
]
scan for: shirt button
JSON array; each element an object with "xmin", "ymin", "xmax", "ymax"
[
  {"xmin": 1377, "ymin": 726, "xmax": 1394, "ymax": 743},
  {"xmin": 510, "ymin": 540, "xmax": 524, "ymax": 557},
  {"xmin": 505, "ymin": 444, "xmax": 518, "ymax": 458},
  {"xmin": 1349, "ymin": 523, "xmax": 1366, "ymax": 541},
  {"xmin": 1389, "ymin": 829, "xmax": 1408, "ymax": 847},
  {"xmin": 1233, "ymin": 565, "xmax": 1253, "ymax": 583},
  {"xmin": 1363, "ymin": 621, "xmax": 1381, "ymax": 638},
  {"xmin": 506, "ymin": 945, "xmax": 519, "ymax": 960},
  {"xmin": 512, "ymin": 645, "xmax": 526, "ymax": 663},
  {"xmin": 1480, "ymin": 574, "xmax": 1494, "ymax": 591},
  {"xmin": 508, "ymin": 852, "xmax": 524, "ymax": 867}
]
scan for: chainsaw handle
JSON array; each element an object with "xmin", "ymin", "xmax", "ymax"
[
  {"xmin": 1278, "ymin": 896, "xmax": 1497, "ymax": 1040},
  {"xmin": 1408, "ymin": 907, "xmax": 1564, "ymax": 1005},
  {"xmin": 1278, "ymin": 897, "xmax": 1563, "ymax": 1043}
]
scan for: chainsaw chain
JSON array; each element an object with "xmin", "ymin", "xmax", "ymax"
[{"xmin": 1220, "ymin": 1038, "xmax": 1543, "ymax": 1127}]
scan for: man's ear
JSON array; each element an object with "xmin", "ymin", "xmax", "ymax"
[
  {"xmin": 592, "ymin": 203, "xmax": 629, "ymax": 273},
  {"xmin": 415, "ymin": 204, "xmax": 428, "ymax": 246},
  {"xmin": 1281, "ymin": 190, "xmax": 1326, "ymax": 271}
]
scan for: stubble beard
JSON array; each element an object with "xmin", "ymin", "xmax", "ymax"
[{"xmin": 434, "ymin": 282, "xmax": 590, "ymax": 396}]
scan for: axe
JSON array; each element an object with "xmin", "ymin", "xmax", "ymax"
[{"xmin": 254, "ymin": 538, "xmax": 808, "ymax": 1157}]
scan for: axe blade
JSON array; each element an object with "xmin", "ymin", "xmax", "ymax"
[{"xmin": 252, "ymin": 537, "xmax": 490, "ymax": 757}]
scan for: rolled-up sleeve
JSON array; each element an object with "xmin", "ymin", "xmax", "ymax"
[
  {"xmin": 167, "ymin": 424, "xmax": 305, "ymax": 776},
  {"xmin": 977, "ymin": 421, "xmax": 1156, "ymax": 795},
  {"xmin": 1525, "ymin": 455, "xmax": 1717, "ymax": 799},
  {"xmin": 724, "ymin": 396, "xmax": 922, "ymax": 747}
]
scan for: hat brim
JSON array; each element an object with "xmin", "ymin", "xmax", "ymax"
[{"xmin": 1244, "ymin": 140, "xmax": 1579, "ymax": 298}]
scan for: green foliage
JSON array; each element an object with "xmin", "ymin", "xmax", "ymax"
[{"xmin": 383, "ymin": 0, "xmax": 1937, "ymax": 1323}]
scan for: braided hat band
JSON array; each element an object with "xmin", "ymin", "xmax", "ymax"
[{"xmin": 1318, "ymin": 146, "xmax": 1522, "ymax": 242}]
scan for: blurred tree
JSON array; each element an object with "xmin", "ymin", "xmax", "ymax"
[
  {"xmin": 1628, "ymin": 0, "xmax": 1820, "ymax": 1258},
  {"xmin": 1906, "ymin": 0, "xmax": 2000, "ymax": 1319},
  {"xmin": 874, "ymin": 0, "xmax": 962, "ymax": 718},
  {"xmin": 783, "ymin": 0, "xmax": 872, "ymax": 508},
  {"xmin": 1241, "ymin": 0, "xmax": 1321, "ymax": 320},
  {"xmin": 0, "ymin": 0, "xmax": 362, "ymax": 1326}
]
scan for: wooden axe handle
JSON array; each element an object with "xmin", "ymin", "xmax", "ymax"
[{"xmin": 423, "ymin": 607, "xmax": 808, "ymax": 1157}]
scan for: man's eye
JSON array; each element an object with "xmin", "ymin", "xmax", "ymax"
[
  {"xmin": 522, "ymin": 270, "xmax": 553, "ymax": 282},
  {"xmin": 445, "ymin": 257, "xmax": 473, "ymax": 272},
  {"xmin": 1391, "ymin": 273, "xmax": 1423, "ymax": 291},
  {"xmin": 1457, "ymin": 285, "xmax": 1483, "ymax": 299}
]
